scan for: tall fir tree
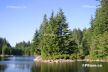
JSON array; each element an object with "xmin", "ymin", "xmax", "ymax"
[
  {"xmin": 90, "ymin": 0, "xmax": 108, "ymax": 59},
  {"xmin": 93, "ymin": 0, "xmax": 108, "ymax": 35}
]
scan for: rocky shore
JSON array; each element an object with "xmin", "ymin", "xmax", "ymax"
[
  {"xmin": 33, "ymin": 56, "xmax": 75, "ymax": 63},
  {"xmin": 34, "ymin": 56, "xmax": 108, "ymax": 63},
  {"xmin": 0, "ymin": 55, "xmax": 13, "ymax": 57}
]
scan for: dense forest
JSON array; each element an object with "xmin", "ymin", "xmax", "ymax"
[
  {"xmin": 0, "ymin": 38, "xmax": 34, "ymax": 56},
  {"xmin": 0, "ymin": 0, "xmax": 108, "ymax": 60}
]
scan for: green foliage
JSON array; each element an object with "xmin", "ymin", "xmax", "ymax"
[
  {"xmin": 32, "ymin": 9, "xmax": 80, "ymax": 59},
  {"xmin": 33, "ymin": 2, "xmax": 108, "ymax": 60},
  {"xmin": 89, "ymin": 0, "xmax": 108, "ymax": 59},
  {"xmin": 90, "ymin": 32, "xmax": 108, "ymax": 59},
  {"xmin": 0, "ymin": 37, "xmax": 12, "ymax": 55},
  {"xmin": 81, "ymin": 29, "xmax": 91, "ymax": 56},
  {"xmin": 70, "ymin": 29, "xmax": 83, "ymax": 55},
  {"xmin": 15, "ymin": 41, "xmax": 33, "ymax": 56},
  {"xmin": 1, "ymin": 0, "xmax": 108, "ymax": 60},
  {"xmin": 93, "ymin": 0, "xmax": 108, "ymax": 35},
  {"xmin": 32, "ymin": 30, "xmax": 41, "ymax": 55}
]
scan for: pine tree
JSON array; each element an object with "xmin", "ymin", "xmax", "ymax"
[
  {"xmin": 93, "ymin": 0, "xmax": 108, "ymax": 35},
  {"xmin": 90, "ymin": 0, "xmax": 108, "ymax": 59},
  {"xmin": 38, "ymin": 14, "xmax": 50, "ymax": 58},
  {"xmin": 32, "ymin": 9, "xmax": 81, "ymax": 59},
  {"xmin": 0, "ymin": 38, "xmax": 11, "ymax": 55},
  {"xmin": 55, "ymin": 9, "xmax": 69, "ymax": 54},
  {"xmin": 32, "ymin": 30, "xmax": 40, "ymax": 55}
]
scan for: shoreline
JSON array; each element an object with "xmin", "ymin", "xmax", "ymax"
[
  {"xmin": 34, "ymin": 56, "xmax": 108, "ymax": 63},
  {"xmin": 0, "ymin": 55, "xmax": 14, "ymax": 57},
  {"xmin": 33, "ymin": 56, "xmax": 75, "ymax": 63}
]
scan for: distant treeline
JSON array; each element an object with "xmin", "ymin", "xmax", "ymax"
[
  {"xmin": 0, "ymin": 0, "xmax": 108, "ymax": 60},
  {"xmin": 0, "ymin": 38, "xmax": 34, "ymax": 56}
]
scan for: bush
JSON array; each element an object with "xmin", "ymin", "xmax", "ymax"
[
  {"xmin": 70, "ymin": 54, "xmax": 77, "ymax": 60},
  {"xmin": 63, "ymin": 54, "xmax": 69, "ymax": 59},
  {"xmin": 50, "ymin": 54, "xmax": 70, "ymax": 60}
]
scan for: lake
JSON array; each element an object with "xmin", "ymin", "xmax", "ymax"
[{"xmin": 0, "ymin": 56, "xmax": 108, "ymax": 72}]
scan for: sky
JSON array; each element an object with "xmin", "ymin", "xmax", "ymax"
[{"xmin": 0, "ymin": 0, "xmax": 99, "ymax": 46}]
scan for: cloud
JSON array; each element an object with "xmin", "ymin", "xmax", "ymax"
[
  {"xmin": 82, "ymin": 5, "xmax": 97, "ymax": 9},
  {"xmin": 6, "ymin": 5, "xmax": 27, "ymax": 9}
]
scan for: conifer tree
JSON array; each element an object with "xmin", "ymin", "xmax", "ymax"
[{"xmin": 90, "ymin": 0, "xmax": 108, "ymax": 58}]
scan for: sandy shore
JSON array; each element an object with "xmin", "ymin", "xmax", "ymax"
[{"xmin": 34, "ymin": 56, "xmax": 108, "ymax": 63}]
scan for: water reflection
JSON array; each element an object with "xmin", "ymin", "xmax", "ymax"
[
  {"xmin": 32, "ymin": 61, "xmax": 108, "ymax": 72},
  {"xmin": 0, "ymin": 64, "xmax": 7, "ymax": 72},
  {"xmin": 32, "ymin": 62, "xmax": 81, "ymax": 72},
  {"xmin": 0, "ymin": 56, "xmax": 34, "ymax": 72},
  {"xmin": 0, "ymin": 56, "xmax": 108, "ymax": 72}
]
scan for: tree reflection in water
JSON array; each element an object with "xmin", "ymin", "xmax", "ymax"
[
  {"xmin": 0, "ymin": 64, "xmax": 7, "ymax": 72},
  {"xmin": 31, "ymin": 61, "xmax": 108, "ymax": 72}
]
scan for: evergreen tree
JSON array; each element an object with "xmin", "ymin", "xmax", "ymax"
[
  {"xmin": 90, "ymin": 0, "xmax": 108, "ymax": 59},
  {"xmin": 93, "ymin": 0, "xmax": 108, "ymax": 35},
  {"xmin": 38, "ymin": 14, "xmax": 49, "ymax": 58},
  {"xmin": 82, "ymin": 29, "xmax": 91, "ymax": 56},
  {"xmin": 0, "ymin": 37, "xmax": 11, "ymax": 55},
  {"xmin": 15, "ymin": 41, "xmax": 32, "ymax": 56},
  {"xmin": 32, "ymin": 9, "xmax": 80, "ymax": 59},
  {"xmin": 32, "ymin": 30, "xmax": 40, "ymax": 55}
]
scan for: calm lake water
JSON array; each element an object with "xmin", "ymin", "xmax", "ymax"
[{"xmin": 0, "ymin": 56, "xmax": 108, "ymax": 72}]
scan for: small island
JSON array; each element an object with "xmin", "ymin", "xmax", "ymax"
[{"xmin": 33, "ymin": 1, "xmax": 108, "ymax": 62}]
